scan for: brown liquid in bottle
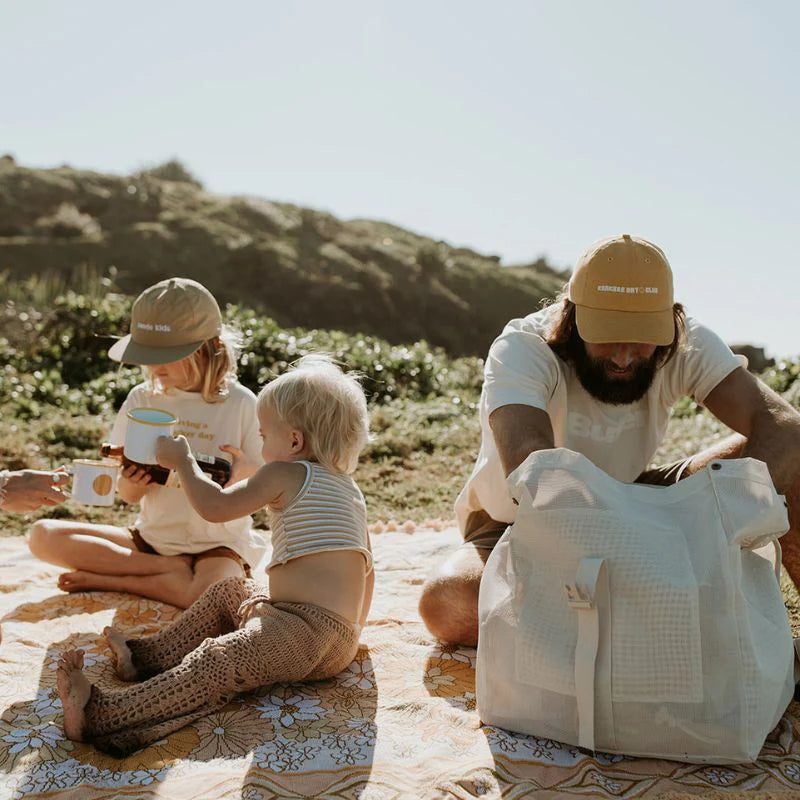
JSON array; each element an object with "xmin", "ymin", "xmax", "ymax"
[
  {"xmin": 100, "ymin": 444, "xmax": 172, "ymax": 484},
  {"xmin": 193, "ymin": 452, "xmax": 232, "ymax": 486},
  {"xmin": 100, "ymin": 444, "xmax": 231, "ymax": 487}
]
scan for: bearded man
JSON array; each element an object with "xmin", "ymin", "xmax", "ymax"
[{"xmin": 419, "ymin": 233, "xmax": 800, "ymax": 646}]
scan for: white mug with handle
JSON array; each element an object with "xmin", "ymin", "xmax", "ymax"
[
  {"xmin": 70, "ymin": 459, "xmax": 121, "ymax": 506},
  {"xmin": 124, "ymin": 408, "xmax": 177, "ymax": 465}
]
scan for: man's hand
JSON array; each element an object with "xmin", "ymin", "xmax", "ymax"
[
  {"xmin": 155, "ymin": 435, "xmax": 192, "ymax": 471},
  {"xmin": 0, "ymin": 468, "xmax": 69, "ymax": 513},
  {"xmin": 703, "ymin": 367, "xmax": 800, "ymax": 494},
  {"xmin": 219, "ymin": 444, "xmax": 260, "ymax": 487}
]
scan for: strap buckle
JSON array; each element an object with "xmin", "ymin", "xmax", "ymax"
[{"xmin": 565, "ymin": 582, "xmax": 595, "ymax": 609}]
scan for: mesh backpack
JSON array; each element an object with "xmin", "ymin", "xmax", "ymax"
[{"xmin": 476, "ymin": 449, "xmax": 795, "ymax": 763}]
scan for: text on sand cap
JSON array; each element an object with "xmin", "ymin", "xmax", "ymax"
[
  {"xmin": 567, "ymin": 234, "xmax": 675, "ymax": 346},
  {"xmin": 108, "ymin": 278, "xmax": 222, "ymax": 365}
]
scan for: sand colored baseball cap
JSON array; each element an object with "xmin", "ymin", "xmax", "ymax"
[
  {"xmin": 108, "ymin": 277, "xmax": 222, "ymax": 365},
  {"xmin": 567, "ymin": 234, "xmax": 675, "ymax": 345}
]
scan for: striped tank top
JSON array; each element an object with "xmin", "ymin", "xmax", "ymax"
[{"xmin": 266, "ymin": 461, "xmax": 372, "ymax": 572}]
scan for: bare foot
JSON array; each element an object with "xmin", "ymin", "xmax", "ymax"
[
  {"xmin": 103, "ymin": 626, "xmax": 137, "ymax": 681},
  {"xmin": 58, "ymin": 557, "xmax": 192, "ymax": 594},
  {"xmin": 56, "ymin": 649, "xmax": 92, "ymax": 742},
  {"xmin": 58, "ymin": 571, "xmax": 101, "ymax": 593}
]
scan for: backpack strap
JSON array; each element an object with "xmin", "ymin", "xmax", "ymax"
[{"xmin": 566, "ymin": 557, "xmax": 610, "ymax": 752}]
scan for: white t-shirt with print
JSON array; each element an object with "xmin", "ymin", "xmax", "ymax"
[
  {"xmin": 109, "ymin": 380, "xmax": 267, "ymax": 566},
  {"xmin": 454, "ymin": 306, "xmax": 746, "ymax": 533}
]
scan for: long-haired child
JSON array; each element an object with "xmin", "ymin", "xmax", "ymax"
[{"xmin": 28, "ymin": 277, "xmax": 266, "ymax": 607}]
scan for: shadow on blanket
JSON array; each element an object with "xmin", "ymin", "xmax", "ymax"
[
  {"xmin": 1, "ymin": 531, "xmax": 800, "ymax": 799},
  {"xmin": 418, "ymin": 644, "xmax": 800, "ymax": 799},
  {"xmin": 1, "ymin": 589, "xmax": 378, "ymax": 798}
]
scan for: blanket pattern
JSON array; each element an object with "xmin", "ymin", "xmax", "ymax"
[{"xmin": 0, "ymin": 529, "xmax": 799, "ymax": 799}]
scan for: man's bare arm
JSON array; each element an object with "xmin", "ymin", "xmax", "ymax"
[
  {"xmin": 489, "ymin": 404, "xmax": 555, "ymax": 477},
  {"xmin": 703, "ymin": 366, "xmax": 800, "ymax": 494}
]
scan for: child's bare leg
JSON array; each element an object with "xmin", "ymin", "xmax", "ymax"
[
  {"xmin": 62, "ymin": 556, "xmax": 246, "ymax": 609},
  {"xmin": 28, "ymin": 520, "xmax": 188, "ymax": 578},
  {"xmin": 105, "ymin": 575, "xmax": 257, "ymax": 679},
  {"xmin": 57, "ymin": 569, "xmax": 196, "ymax": 608},
  {"xmin": 56, "ymin": 649, "xmax": 92, "ymax": 742}
]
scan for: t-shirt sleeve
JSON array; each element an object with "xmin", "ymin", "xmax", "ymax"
[
  {"xmin": 484, "ymin": 323, "xmax": 560, "ymax": 415},
  {"xmin": 107, "ymin": 386, "xmax": 141, "ymax": 446},
  {"xmin": 238, "ymin": 388, "xmax": 263, "ymax": 464},
  {"xmin": 674, "ymin": 319, "xmax": 747, "ymax": 404}
]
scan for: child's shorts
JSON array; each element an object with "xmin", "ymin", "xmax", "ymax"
[{"xmin": 129, "ymin": 528, "xmax": 252, "ymax": 577}]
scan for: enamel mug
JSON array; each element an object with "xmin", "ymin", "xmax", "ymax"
[
  {"xmin": 124, "ymin": 408, "xmax": 177, "ymax": 465},
  {"xmin": 71, "ymin": 459, "xmax": 120, "ymax": 506}
]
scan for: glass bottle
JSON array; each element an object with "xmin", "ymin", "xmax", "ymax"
[{"xmin": 100, "ymin": 444, "xmax": 231, "ymax": 487}]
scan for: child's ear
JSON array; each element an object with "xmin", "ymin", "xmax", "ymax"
[{"xmin": 290, "ymin": 429, "xmax": 305, "ymax": 453}]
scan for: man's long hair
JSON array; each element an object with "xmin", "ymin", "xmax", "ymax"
[{"xmin": 544, "ymin": 294, "xmax": 687, "ymax": 368}]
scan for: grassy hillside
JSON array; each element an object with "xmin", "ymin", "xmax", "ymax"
[
  {"xmin": 2, "ymin": 283, "xmax": 800, "ymax": 626},
  {"xmin": 0, "ymin": 282, "xmax": 484, "ymax": 533},
  {"xmin": 3, "ymin": 282, "xmax": 799, "ymax": 526},
  {"xmin": 0, "ymin": 156, "xmax": 565, "ymax": 357}
]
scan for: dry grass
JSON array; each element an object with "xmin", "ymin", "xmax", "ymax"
[{"xmin": 2, "ymin": 401, "xmax": 799, "ymax": 629}]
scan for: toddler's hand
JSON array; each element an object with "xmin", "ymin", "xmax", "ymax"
[
  {"xmin": 156, "ymin": 435, "xmax": 191, "ymax": 470},
  {"xmin": 219, "ymin": 444, "xmax": 260, "ymax": 487}
]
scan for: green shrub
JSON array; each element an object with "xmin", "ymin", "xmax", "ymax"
[
  {"xmin": 228, "ymin": 306, "xmax": 482, "ymax": 404},
  {"xmin": 34, "ymin": 202, "xmax": 101, "ymax": 238},
  {"xmin": 670, "ymin": 395, "xmax": 700, "ymax": 418},
  {"xmin": 416, "ymin": 244, "xmax": 447, "ymax": 278},
  {"xmin": 761, "ymin": 359, "xmax": 800, "ymax": 394},
  {"xmin": 1, "ymin": 291, "xmax": 484, "ymax": 417}
]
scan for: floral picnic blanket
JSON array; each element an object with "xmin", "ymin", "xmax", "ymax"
[{"xmin": 1, "ymin": 529, "xmax": 799, "ymax": 799}]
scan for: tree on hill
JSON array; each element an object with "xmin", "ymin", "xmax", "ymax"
[{"xmin": 135, "ymin": 159, "xmax": 204, "ymax": 188}]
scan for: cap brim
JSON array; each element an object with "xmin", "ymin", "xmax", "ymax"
[
  {"xmin": 575, "ymin": 306, "xmax": 675, "ymax": 346},
  {"xmin": 108, "ymin": 335, "xmax": 205, "ymax": 365}
]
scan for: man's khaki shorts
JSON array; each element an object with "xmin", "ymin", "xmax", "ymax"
[
  {"xmin": 463, "ymin": 456, "xmax": 694, "ymax": 551},
  {"xmin": 129, "ymin": 528, "xmax": 252, "ymax": 577}
]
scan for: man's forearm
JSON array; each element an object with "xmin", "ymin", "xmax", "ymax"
[
  {"xmin": 702, "ymin": 368, "xmax": 800, "ymax": 495},
  {"xmin": 489, "ymin": 404, "xmax": 556, "ymax": 477},
  {"xmin": 742, "ymin": 394, "xmax": 800, "ymax": 494}
]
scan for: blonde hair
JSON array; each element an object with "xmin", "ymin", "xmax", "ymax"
[
  {"xmin": 257, "ymin": 355, "xmax": 369, "ymax": 474},
  {"xmin": 146, "ymin": 324, "xmax": 242, "ymax": 403}
]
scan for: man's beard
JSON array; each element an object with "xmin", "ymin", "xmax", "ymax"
[{"xmin": 572, "ymin": 344, "xmax": 660, "ymax": 405}]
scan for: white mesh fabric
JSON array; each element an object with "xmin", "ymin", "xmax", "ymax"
[
  {"xmin": 513, "ymin": 509, "xmax": 701, "ymax": 702},
  {"xmin": 710, "ymin": 465, "xmax": 790, "ymax": 549},
  {"xmin": 604, "ymin": 518, "xmax": 702, "ymax": 702},
  {"xmin": 477, "ymin": 449, "xmax": 794, "ymax": 763},
  {"xmin": 524, "ymin": 467, "xmax": 607, "ymax": 512}
]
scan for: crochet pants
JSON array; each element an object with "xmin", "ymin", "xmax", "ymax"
[{"xmin": 83, "ymin": 576, "xmax": 360, "ymax": 756}]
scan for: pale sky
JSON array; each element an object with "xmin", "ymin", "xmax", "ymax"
[{"xmin": 3, "ymin": 0, "xmax": 798, "ymax": 357}]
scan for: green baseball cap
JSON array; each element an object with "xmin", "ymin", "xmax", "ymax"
[{"xmin": 108, "ymin": 277, "xmax": 222, "ymax": 365}]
